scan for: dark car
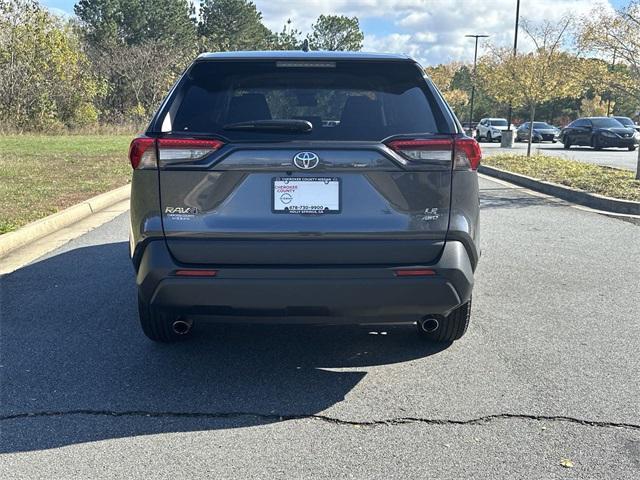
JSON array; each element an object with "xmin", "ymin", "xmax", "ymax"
[
  {"xmin": 560, "ymin": 117, "xmax": 639, "ymax": 150},
  {"xmin": 515, "ymin": 122, "xmax": 559, "ymax": 143},
  {"xmin": 613, "ymin": 116, "xmax": 640, "ymax": 134},
  {"xmin": 129, "ymin": 51, "xmax": 481, "ymax": 343}
]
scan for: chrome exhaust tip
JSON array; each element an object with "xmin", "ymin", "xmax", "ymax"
[
  {"xmin": 172, "ymin": 318, "xmax": 193, "ymax": 335},
  {"xmin": 419, "ymin": 316, "xmax": 439, "ymax": 333}
]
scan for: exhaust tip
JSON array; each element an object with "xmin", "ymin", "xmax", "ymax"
[
  {"xmin": 172, "ymin": 318, "xmax": 193, "ymax": 335},
  {"xmin": 419, "ymin": 316, "xmax": 439, "ymax": 333}
]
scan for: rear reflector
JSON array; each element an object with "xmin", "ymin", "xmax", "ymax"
[
  {"xmin": 394, "ymin": 269, "xmax": 436, "ymax": 277},
  {"xmin": 386, "ymin": 137, "xmax": 481, "ymax": 170},
  {"xmin": 128, "ymin": 137, "xmax": 224, "ymax": 169},
  {"xmin": 174, "ymin": 269, "xmax": 218, "ymax": 277}
]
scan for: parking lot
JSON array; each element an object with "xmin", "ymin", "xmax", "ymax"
[
  {"xmin": 1, "ymin": 176, "xmax": 639, "ymax": 479},
  {"xmin": 481, "ymin": 141, "xmax": 639, "ymax": 171}
]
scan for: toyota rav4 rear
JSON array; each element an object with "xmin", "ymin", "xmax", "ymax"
[{"xmin": 129, "ymin": 51, "xmax": 481, "ymax": 343}]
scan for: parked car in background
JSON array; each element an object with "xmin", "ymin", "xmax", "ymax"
[
  {"xmin": 129, "ymin": 51, "xmax": 481, "ymax": 343},
  {"xmin": 559, "ymin": 117, "xmax": 639, "ymax": 151},
  {"xmin": 515, "ymin": 122, "xmax": 560, "ymax": 143},
  {"xmin": 613, "ymin": 116, "xmax": 640, "ymax": 134},
  {"xmin": 476, "ymin": 118, "xmax": 512, "ymax": 142}
]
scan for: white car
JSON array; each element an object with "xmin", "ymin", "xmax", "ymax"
[{"xmin": 476, "ymin": 118, "xmax": 512, "ymax": 142}]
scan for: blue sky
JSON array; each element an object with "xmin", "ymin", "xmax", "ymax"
[{"xmin": 42, "ymin": 0, "xmax": 628, "ymax": 65}]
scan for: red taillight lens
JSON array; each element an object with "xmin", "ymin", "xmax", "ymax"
[
  {"xmin": 386, "ymin": 137, "xmax": 481, "ymax": 171},
  {"xmin": 387, "ymin": 139, "xmax": 454, "ymax": 167},
  {"xmin": 157, "ymin": 138, "xmax": 224, "ymax": 165},
  {"xmin": 394, "ymin": 268, "xmax": 436, "ymax": 277},
  {"xmin": 129, "ymin": 137, "xmax": 155, "ymax": 169},
  {"xmin": 454, "ymin": 138, "xmax": 482, "ymax": 170},
  {"xmin": 174, "ymin": 269, "xmax": 218, "ymax": 277}
]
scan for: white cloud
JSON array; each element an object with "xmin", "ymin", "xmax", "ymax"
[{"xmin": 255, "ymin": 0, "xmax": 614, "ymax": 65}]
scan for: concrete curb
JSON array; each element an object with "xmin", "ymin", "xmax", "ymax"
[
  {"xmin": 479, "ymin": 165, "xmax": 640, "ymax": 215},
  {"xmin": 0, "ymin": 184, "xmax": 131, "ymax": 258}
]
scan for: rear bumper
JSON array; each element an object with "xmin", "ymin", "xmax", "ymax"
[{"xmin": 136, "ymin": 240, "xmax": 475, "ymax": 324}]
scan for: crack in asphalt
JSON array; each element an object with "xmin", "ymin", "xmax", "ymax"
[{"xmin": 2, "ymin": 410, "xmax": 639, "ymax": 431}]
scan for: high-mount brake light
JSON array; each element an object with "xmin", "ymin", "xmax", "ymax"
[
  {"xmin": 128, "ymin": 138, "xmax": 225, "ymax": 169},
  {"xmin": 387, "ymin": 137, "xmax": 481, "ymax": 171}
]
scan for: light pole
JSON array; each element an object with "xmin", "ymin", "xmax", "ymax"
[
  {"xmin": 465, "ymin": 34, "xmax": 489, "ymax": 136},
  {"xmin": 505, "ymin": 0, "xmax": 521, "ymax": 143}
]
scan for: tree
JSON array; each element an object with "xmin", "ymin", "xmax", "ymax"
[
  {"xmin": 0, "ymin": 0, "xmax": 103, "ymax": 130},
  {"xmin": 198, "ymin": 0, "xmax": 271, "ymax": 51},
  {"xmin": 425, "ymin": 63, "xmax": 469, "ymax": 119},
  {"xmin": 477, "ymin": 18, "xmax": 583, "ymax": 156},
  {"xmin": 579, "ymin": 95, "xmax": 610, "ymax": 117},
  {"xmin": 578, "ymin": 0, "xmax": 640, "ymax": 178},
  {"xmin": 269, "ymin": 19, "xmax": 303, "ymax": 50},
  {"xmin": 307, "ymin": 15, "xmax": 363, "ymax": 51},
  {"xmin": 74, "ymin": 0, "xmax": 196, "ymax": 124},
  {"xmin": 74, "ymin": 0, "xmax": 196, "ymax": 49}
]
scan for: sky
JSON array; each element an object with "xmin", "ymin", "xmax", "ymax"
[{"xmin": 42, "ymin": 0, "xmax": 629, "ymax": 66}]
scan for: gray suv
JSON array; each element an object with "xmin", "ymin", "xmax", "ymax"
[{"xmin": 129, "ymin": 51, "xmax": 481, "ymax": 343}]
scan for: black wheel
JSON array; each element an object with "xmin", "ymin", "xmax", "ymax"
[
  {"xmin": 138, "ymin": 291, "xmax": 192, "ymax": 342},
  {"xmin": 563, "ymin": 138, "xmax": 571, "ymax": 149},
  {"xmin": 417, "ymin": 298, "xmax": 472, "ymax": 342},
  {"xmin": 629, "ymin": 146, "xmax": 637, "ymax": 151},
  {"xmin": 591, "ymin": 136, "xmax": 602, "ymax": 150}
]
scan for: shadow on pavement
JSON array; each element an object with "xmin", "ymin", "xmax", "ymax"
[{"xmin": 0, "ymin": 242, "xmax": 448, "ymax": 453}]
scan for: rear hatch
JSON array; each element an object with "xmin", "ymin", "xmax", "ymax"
[{"xmin": 150, "ymin": 59, "xmax": 468, "ymax": 266}]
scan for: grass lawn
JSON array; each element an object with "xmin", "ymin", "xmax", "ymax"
[
  {"xmin": 0, "ymin": 134, "xmax": 133, "ymax": 234},
  {"xmin": 483, "ymin": 154, "xmax": 640, "ymax": 202}
]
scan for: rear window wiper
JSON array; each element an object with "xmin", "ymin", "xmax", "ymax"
[{"xmin": 222, "ymin": 119, "xmax": 313, "ymax": 132}]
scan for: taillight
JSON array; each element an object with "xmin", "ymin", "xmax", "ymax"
[
  {"xmin": 128, "ymin": 137, "xmax": 225, "ymax": 169},
  {"xmin": 129, "ymin": 137, "xmax": 155, "ymax": 169},
  {"xmin": 386, "ymin": 137, "xmax": 481, "ymax": 171},
  {"xmin": 454, "ymin": 137, "xmax": 482, "ymax": 170},
  {"xmin": 387, "ymin": 139, "xmax": 453, "ymax": 169},
  {"xmin": 157, "ymin": 138, "xmax": 224, "ymax": 165}
]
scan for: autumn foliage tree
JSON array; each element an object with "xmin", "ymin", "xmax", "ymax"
[
  {"xmin": 578, "ymin": 0, "xmax": 640, "ymax": 178},
  {"xmin": 424, "ymin": 63, "xmax": 469, "ymax": 118},
  {"xmin": 477, "ymin": 18, "xmax": 583, "ymax": 156}
]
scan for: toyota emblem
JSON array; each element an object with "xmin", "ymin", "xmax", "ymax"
[{"xmin": 293, "ymin": 151, "xmax": 320, "ymax": 170}]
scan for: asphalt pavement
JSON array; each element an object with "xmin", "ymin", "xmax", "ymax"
[
  {"xmin": 481, "ymin": 141, "xmax": 639, "ymax": 171},
  {"xmin": 1, "ymin": 176, "xmax": 639, "ymax": 479}
]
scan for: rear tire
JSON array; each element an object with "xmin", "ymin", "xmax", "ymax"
[
  {"xmin": 138, "ymin": 291, "xmax": 191, "ymax": 343},
  {"xmin": 417, "ymin": 298, "xmax": 471, "ymax": 342}
]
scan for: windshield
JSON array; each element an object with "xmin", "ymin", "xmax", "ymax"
[
  {"xmin": 591, "ymin": 118, "xmax": 624, "ymax": 128},
  {"xmin": 491, "ymin": 119, "xmax": 508, "ymax": 126},
  {"xmin": 614, "ymin": 117, "xmax": 633, "ymax": 127},
  {"xmin": 533, "ymin": 122, "xmax": 552, "ymax": 128},
  {"xmin": 161, "ymin": 61, "xmax": 445, "ymax": 141}
]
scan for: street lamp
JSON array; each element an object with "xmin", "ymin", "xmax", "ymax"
[
  {"xmin": 465, "ymin": 34, "xmax": 489, "ymax": 136},
  {"xmin": 505, "ymin": 0, "xmax": 521, "ymax": 135}
]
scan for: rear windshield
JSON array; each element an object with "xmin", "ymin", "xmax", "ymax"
[{"xmin": 158, "ymin": 60, "xmax": 448, "ymax": 141}]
